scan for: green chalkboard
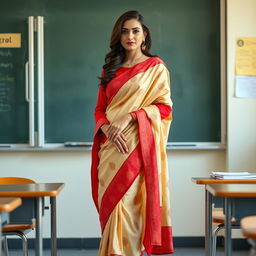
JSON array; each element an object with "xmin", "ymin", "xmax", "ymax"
[
  {"xmin": 0, "ymin": 15, "xmax": 29, "ymax": 143},
  {"xmin": 0, "ymin": 0, "xmax": 221, "ymax": 144}
]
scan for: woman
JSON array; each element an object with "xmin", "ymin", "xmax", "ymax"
[{"xmin": 91, "ymin": 10, "xmax": 174, "ymax": 256}]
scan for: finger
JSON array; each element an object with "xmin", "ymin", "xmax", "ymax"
[
  {"xmin": 114, "ymin": 139, "xmax": 125, "ymax": 154},
  {"xmin": 116, "ymin": 136, "xmax": 128, "ymax": 153},
  {"xmin": 110, "ymin": 127, "xmax": 121, "ymax": 141},
  {"xmin": 106, "ymin": 125, "xmax": 114, "ymax": 136},
  {"xmin": 107, "ymin": 127, "xmax": 114, "ymax": 140},
  {"xmin": 119, "ymin": 134, "xmax": 128, "ymax": 152},
  {"xmin": 108, "ymin": 126, "xmax": 117, "ymax": 140},
  {"xmin": 106, "ymin": 126, "xmax": 112, "ymax": 137},
  {"xmin": 109, "ymin": 131, "xmax": 117, "ymax": 142},
  {"xmin": 113, "ymin": 131, "xmax": 122, "ymax": 142},
  {"xmin": 120, "ymin": 133, "xmax": 127, "ymax": 142},
  {"xmin": 114, "ymin": 144, "xmax": 121, "ymax": 153}
]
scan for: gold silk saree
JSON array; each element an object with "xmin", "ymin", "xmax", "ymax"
[{"xmin": 91, "ymin": 57, "xmax": 174, "ymax": 256}]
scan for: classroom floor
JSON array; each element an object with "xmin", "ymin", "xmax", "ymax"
[{"xmin": 6, "ymin": 248, "xmax": 250, "ymax": 256}]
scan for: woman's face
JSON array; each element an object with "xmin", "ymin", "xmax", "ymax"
[{"xmin": 120, "ymin": 18, "xmax": 146, "ymax": 52}]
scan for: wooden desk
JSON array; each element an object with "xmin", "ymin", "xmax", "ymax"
[
  {"xmin": 0, "ymin": 198, "xmax": 22, "ymax": 256},
  {"xmin": 0, "ymin": 183, "xmax": 64, "ymax": 256},
  {"xmin": 192, "ymin": 177, "xmax": 256, "ymax": 256},
  {"xmin": 192, "ymin": 177, "xmax": 256, "ymax": 184},
  {"xmin": 207, "ymin": 184, "xmax": 256, "ymax": 197},
  {"xmin": 207, "ymin": 184, "xmax": 256, "ymax": 256}
]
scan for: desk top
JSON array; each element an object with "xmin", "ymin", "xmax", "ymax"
[
  {"xmin": 192, "ymin": 177, "xmax": 256, "ymax": 185},
  {"xmin": 207, "ymin": 184, "xmax": 256, "ymax": 197},
  {"xmin": 0, "ymin": 183, "xmax": 65, "ymax": 198},
  {"xmin": 0, "ymin": 197, "xmax": 22, "ymax": 212}
]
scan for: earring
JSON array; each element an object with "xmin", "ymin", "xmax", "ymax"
[{"xmin": 141, "ymin": 41, "xmax": 146, "ymax": 51}]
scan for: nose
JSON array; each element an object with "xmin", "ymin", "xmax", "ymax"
[{"xmin": 128, "ymin": 31, "xmax": 134, "ymax": 40}]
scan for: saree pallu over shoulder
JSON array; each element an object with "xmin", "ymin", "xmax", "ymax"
[{"xmin": 91, "ymin": 57, "xmax": 174, "ymax": 255}]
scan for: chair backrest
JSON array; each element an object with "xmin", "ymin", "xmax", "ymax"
[
  {"xmin": 241, "ymin": 216, "xmax": 256, "ymax": 240},
  {"xmin": 0, "ymin": 177, "xmax": 36, "ymax": 184}
]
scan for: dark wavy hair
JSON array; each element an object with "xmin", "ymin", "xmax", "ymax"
[{"xmin": 99, "ymin": 10, "xmax": 156, "ymax": 88}]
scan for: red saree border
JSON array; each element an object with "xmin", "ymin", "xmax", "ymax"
[
  {"xmin": 99, "ymin": 143, "xmax": 142, "ymax": 232},
  {"xmin": 91, "ymin": 133, "xmax": 100, "ymax": 212},
  {"xmin": 135, "ymin": 109, "xmax": 162, "ymax": 255},
  {"xmin": 152, "ymin": 226, "xmax": 174, "ymax": 254},
  {"xmin": 106, "ymin": 57, "xmax": 165, "ymax": 105}
]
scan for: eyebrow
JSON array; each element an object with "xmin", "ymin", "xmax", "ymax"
[{"xmin": 121, "ymin": 27, "xmax": 141, "ymax": 30}]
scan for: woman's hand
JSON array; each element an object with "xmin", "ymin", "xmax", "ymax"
[
  {"xmin": 101, "ymin": 123, "xmax": 129, "ymax": 154},
  {"xmin": 106, "ymin": 113, "xmax": 134, "ymax": 142}
]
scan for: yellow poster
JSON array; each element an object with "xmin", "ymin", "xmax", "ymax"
[
  {"xmin": 0, "ymin": 33, "xmax": 21, "ymax": 48},
  {"xmin": 236, "ymin": 37, "xmax": 256, "ymax": 76}
]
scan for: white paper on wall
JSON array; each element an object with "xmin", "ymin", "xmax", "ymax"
[{"xmin": 235, "ymin": 75, "xmax": 256, "ymax": 98}]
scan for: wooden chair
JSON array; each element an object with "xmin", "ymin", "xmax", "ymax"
[
  {"xmin": 0, "ymin": 177, "xmax": 36, "ymax": 256},
  {"xmin": 212, "ymin": 209, "xmax": 238, "ymax": 256},
  {"xmin": 241, "ymin": 216, "xmax": 256, "ymax": 256}
]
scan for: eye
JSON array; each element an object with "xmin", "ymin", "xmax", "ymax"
[
  {"xmin": 121, "ymin": 29, "xmax": 128, "ymax": 34},
  {"xmin": 133, "ymin": 30, "xmax": 140, "ymax": 34}
]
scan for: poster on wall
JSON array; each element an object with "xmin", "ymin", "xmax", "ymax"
[{"xmin": 235, "ymin": 37, "xmax": 256, "ymax": 98}]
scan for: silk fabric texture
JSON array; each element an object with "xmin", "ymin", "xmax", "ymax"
[{"xmin": 91, "ymin": 57, "xmax": 174, "ymax": 256}]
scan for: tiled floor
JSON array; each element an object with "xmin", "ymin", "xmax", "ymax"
[{"xmin": 6, "ymin": 248, "xmax": 250, "ymax": 256}]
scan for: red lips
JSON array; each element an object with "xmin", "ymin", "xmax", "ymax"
[{"xmin": 127, "ymin": 42, "xmax": 135, "ymax": 45}]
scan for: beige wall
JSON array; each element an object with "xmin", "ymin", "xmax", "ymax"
[
  {"xmin": 0, "ymin": 0, "xmax": 256, "ymax": 239},
  {"xmin": 227, "ymin": 0, "xmax": 256, "ymax": 171}
]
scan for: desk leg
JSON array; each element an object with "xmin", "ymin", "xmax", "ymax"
[
  {"xmin": 36, "ymin": 197, "xmax": 43, "ymax": 256},
  {"xmin": 205, "ymin": 190, "xmax": 212, "ymax": 256},
  {"xmin": 224, "ymin": 197, "xmax": 232, "ymax": 256},
  {"xmin": 50, "ymin": 197, "xmax": 57, "ymax": 256}
]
